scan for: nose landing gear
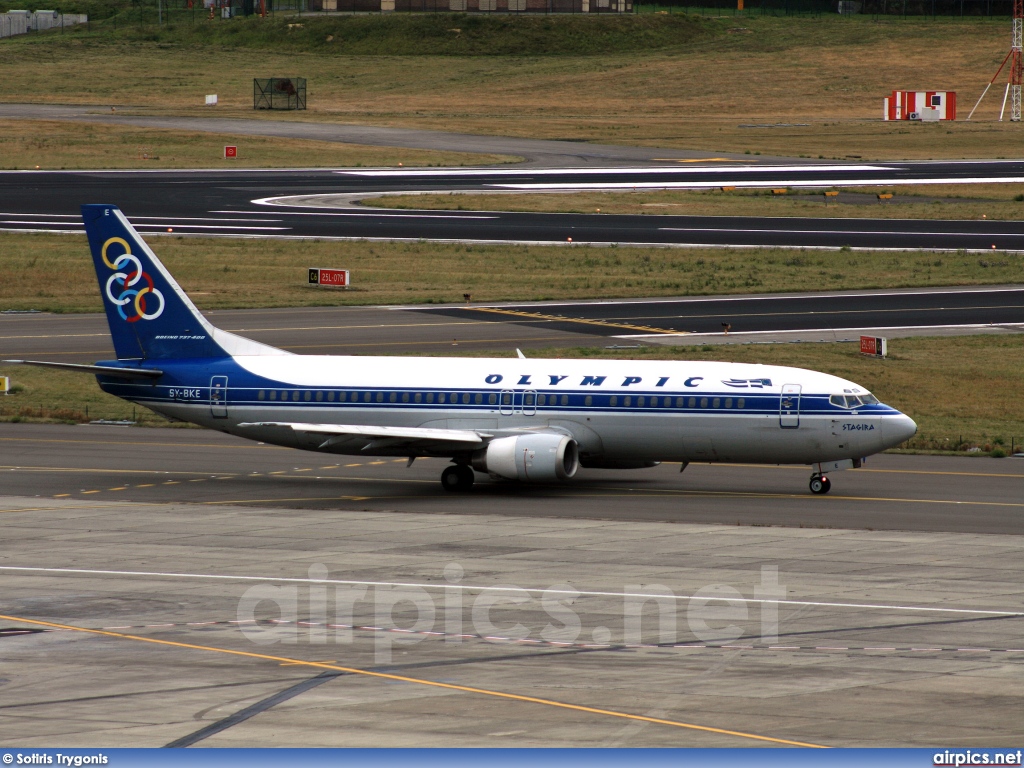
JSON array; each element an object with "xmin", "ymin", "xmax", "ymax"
[
  {"xmin": 441, "ymin": 464, "xmax": 476, "ymax": 492},
  {"xmin": 809, "ymin": 474, "xmax": 831, "ymax": 494}
]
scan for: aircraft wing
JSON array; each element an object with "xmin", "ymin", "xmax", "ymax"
[{"xmin": 237, "ymin": 421, "xmax": 491, "ymax": 452}]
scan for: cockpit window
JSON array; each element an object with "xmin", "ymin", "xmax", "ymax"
[{"xmin": 831, "ymin": 394, "xmax": 869, "ymax": 408}]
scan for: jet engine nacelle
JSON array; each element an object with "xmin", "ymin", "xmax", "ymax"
[{"xmin": 473, "ymin": 433, "xmax": 579, "ymax": 482}]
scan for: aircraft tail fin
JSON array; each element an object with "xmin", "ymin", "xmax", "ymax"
[{"xmin": 81, "ymin": 205, "xmax": 289, "ymax": 360}]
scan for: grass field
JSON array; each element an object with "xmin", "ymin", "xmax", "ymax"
[
  {"xmin": 0, "ymin": 119, "xmax": 515, "ymax": 169},
  {"xmin": 2, "ymin": 334, "xmax": 1020, "ymax": 455},
  {"xmin": 372, "ymin": 184, "xmax": 1024, "ymax": 220},
  {"xmin": 2, "ymin": 15, "xmax": 1023, "ymax": 160},
  {"xmin": 1, "ymin": 232, "xmax": 1022, "ymax": 314}
]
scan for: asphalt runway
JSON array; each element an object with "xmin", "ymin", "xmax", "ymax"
[
  {"xmin": 5, "ymin": 162, "xmax": 1024, "ymax": 250},
  {"xmin": 2, "ymin": 357, "xmax": 1023, "ymax": 747},
  {"xmin": 419, "ymin": 287, "xmax": 1024, "ymax": 337},
  {"xmin": 2, "ymin": 423, "xmax": 1023, "ymax": 535},
  {"xmin": 3, "ymin": 287, "xmax": 1023, "ymax": 366},
  {"xmin": 1, "ymin": 424, "xmax": 1023, "ymax": 746}
]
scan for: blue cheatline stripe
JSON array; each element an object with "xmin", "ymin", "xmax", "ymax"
[{"xmin": 106, "ymin": 382, "xmax": 898, "ymax": 418}]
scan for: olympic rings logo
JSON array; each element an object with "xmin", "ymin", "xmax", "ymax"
[{"xmin": 101, "ymin": 237, "xmax": 165, "ymax": 323}]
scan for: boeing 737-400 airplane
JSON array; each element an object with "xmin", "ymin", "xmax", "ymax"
[{"xmin": 5, "ymin": 205, "xmax": 918, "ymax": 494}]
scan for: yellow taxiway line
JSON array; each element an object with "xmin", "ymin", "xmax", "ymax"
[{"xmin": 0, "ymin": 612, "xmax": 827, "ymax": 748}]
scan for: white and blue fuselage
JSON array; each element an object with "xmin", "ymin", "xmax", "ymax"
[{"xmin": 102, "ymin": 354, "xmax": 913, "ymax": 467}]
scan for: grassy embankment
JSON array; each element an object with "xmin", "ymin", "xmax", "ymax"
[
  {"xmin": 1, "ymin": 14, "xmax": 1023, "ymax": 161},
  {"xmin": 2, "ymin": 335, "xmax": 1021, "ymax": 455},
  {"xmin": 372, "ymin": 184, "xmax": 1024, "ymax": 220},
  {"xmin": 1, "ymin": 232, "xmax": 1021, "ymax": 313}
]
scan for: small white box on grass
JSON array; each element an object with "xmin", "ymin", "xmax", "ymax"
[{"xmin": 205, "ymin": 94, "xmax": 218, "ymax": 106}]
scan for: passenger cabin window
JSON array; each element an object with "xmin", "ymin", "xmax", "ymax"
[
  {"xmin": 438, "ymin": 393, "xmax": 446, "ymax": 404},
  {"xmin": 609, "ymin": 395, "xmax": 618, "ymax": 406},
  {"xmin": 560, "ymin": 395, "xmax": 569, "ymax": 406},
  {"xmin": 737, "ymin": 398, "xmax": 745, "ymax": 409},
  {"xmin": 328, "ymin": 391, "xmax": 335, "ymax": 402},
  {"xmin": 339, "ymin": 392, "xmax": 346, "ymax": 402},
  {"xmin": 688, "ymin": 397, "xmax": 696, "ymax": 408},
  {"xmin": 623, "ymin": 396, "xmax": 631, "ymax": 407},
  {"xmin": 258, "ymin": 390, "xmax": 265, "ymax": 400},
  {"xmin": 584, "ymin": 395, "xmax": 592, "ymax": 406},
  {"xmin": 489, "ymin": 393, "xmax": 497, "ymax": 405}
]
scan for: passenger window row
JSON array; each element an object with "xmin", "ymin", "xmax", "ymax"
[{"xmin": 254, "ymin": 390, "xmax": 747, "ymax": 409}]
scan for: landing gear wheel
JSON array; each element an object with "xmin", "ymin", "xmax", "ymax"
[
  {"xmin": 809, "ymin": 475, "xmax": 831, "ymax": 494},
  {"xmin": 441, "ymin": 464, "xmax": 475, "ymax": 492}
]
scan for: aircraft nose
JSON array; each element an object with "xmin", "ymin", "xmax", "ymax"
[{"xmin": 885, "ymin": 413, "xmax": 918, "ymax": 447}]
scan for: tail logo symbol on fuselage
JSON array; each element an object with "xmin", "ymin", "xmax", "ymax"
[{"xmin": 101, "ymin": 237, "xmax": 165, "ymax": 322}]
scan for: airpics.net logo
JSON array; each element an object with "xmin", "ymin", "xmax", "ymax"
[
  {"xmin": 233, "ymin": 563, "xmax": 787, "ymax": 664},
  {"xmin": 101, "ymin": 236, "xmax": 165, "ymax": 323}
]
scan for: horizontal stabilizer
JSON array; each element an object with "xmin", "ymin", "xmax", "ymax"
[
  {"xmin": 237, "ymin": 422, "xmax": 489, "ymax": 445},
  {"xmin": 3, "ymin": 360, "xmax": 164, "ymax": 379}
]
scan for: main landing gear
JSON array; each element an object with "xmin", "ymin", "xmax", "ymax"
[
  {"xmin": 809, "ymin": 474, "xmax": 832, "ymax": 495},
  {"xmin": 441, "ymin": 464, "xmax": 475, "ymax": 492}
]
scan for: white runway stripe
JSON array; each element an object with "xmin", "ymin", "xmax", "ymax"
[
  {"xmin": 497, "ymin": 176, "xmax": 1024, "ymax": 190},
  {"xmin": 1, "ymin": 565, "xmax": 1020, "ymax": 617},
  {"xmin": 341, "ymin": 164, "xmax": 894, "ymax": 177}
]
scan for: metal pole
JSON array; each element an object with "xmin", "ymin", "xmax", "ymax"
[
  {"xmin": 1012, "ymin": 0, "xmax": 1022, "ymax": 121},
  {"xmin": 967, "ymin": 82, "xmax": 993, "ymax": 119}
]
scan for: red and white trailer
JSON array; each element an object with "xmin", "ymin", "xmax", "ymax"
[{"xmin": 883, "ymin": 90, "xmax": 956, "ymax": 121}]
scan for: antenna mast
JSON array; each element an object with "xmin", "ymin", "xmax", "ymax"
[
  {"xmin": 1012, "ymin": 0, "xmax": 1022, "ymax": 121},
  {"xmin": 967, "ymin": 0, "xmax": 1023, "ymax": 121}
]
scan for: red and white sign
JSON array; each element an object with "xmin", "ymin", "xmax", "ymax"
[
  {"xmin": 308, "ymin": 268, "xmax": 350, "ymax": 288},
  {"xmin": 860, "ymin": 336, "xmax": 887, "ymax": 358},
  {"xmin": 883, "ymin": 90, "xmax": 956, "ymax": 121},
  {"xmin": 224, "ymin": 145, "xmax": 237, "ymax": 158}
]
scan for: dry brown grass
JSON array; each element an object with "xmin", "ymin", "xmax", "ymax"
[
  {"xmin": 372, "ymin": 184, "xmax": 1024, "ymax": 220},
  {"xmin": 0, "ymin": 119, "xmax": 515, "ymax": 169},
  {"xmin": 1, "ymin": 232, "xmax": 1022, "ymax": 314},
  {"xmin": 2, "ymin": 17, "xmax": 1021, "ymax": 159}
]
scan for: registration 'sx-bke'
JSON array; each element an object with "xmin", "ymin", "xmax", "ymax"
[{"xmin": 6, "ymin": 205, "xmax": 918, "ymax": 494}]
